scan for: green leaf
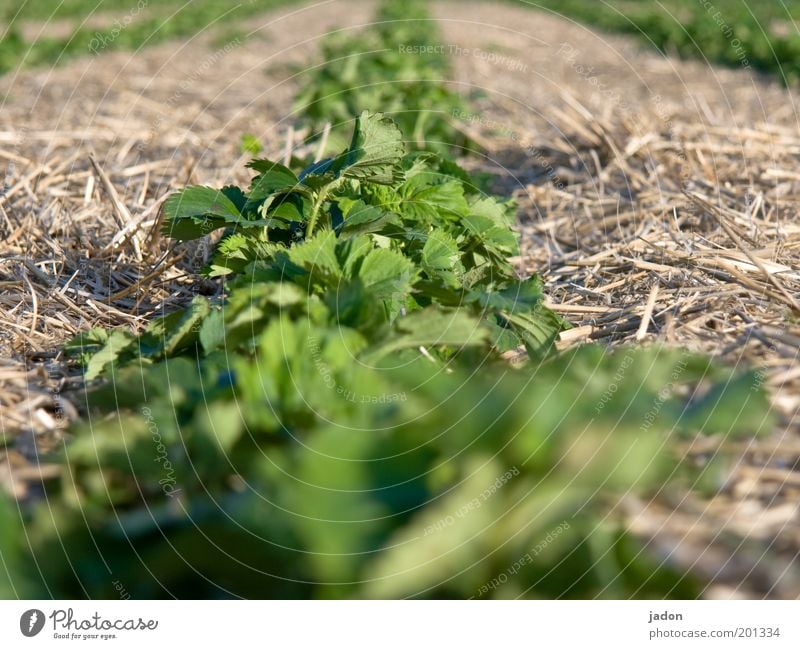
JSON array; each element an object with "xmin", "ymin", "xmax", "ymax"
[
  {"xmin": 422, "ymin": 230, "xmax": 463, "ymax": 275},
  {"xmin": 162, "ymin": 186, "xmax": 244, "ymax": 240},
  {"xmin": 468, "ymin": 276, "xmax": 545, "ymax": 315},
  {"xmin": 358, "ymin": 247, "xmax": 418, "ymax": 297},
  {"xmin": 332, "ymin": 111, "xmax": 406, "ymax": 185},
  {"xmin": 83, "ymin": 329, "xmax": 136, "ymax": 380},
  {"xmin": 336, "ymin": 235, "xmax": 375, "ymax": 277},
  {"xmin": 462, "ymin": 212, "xmax": 519, "ymax": 256},
  {"xmin": 239, "ymin": 134, "xmax": 262, "ymax": 156},
  {"xmin": 469, "ymin": 196, "xmax": 516, "ymax": 229},
  {"xmin": 361, "ymin": 457, "xmax": 506, "ymax": 598},
  {"xmin": 363, "ymin": 307, "xmax": 489, "ymax": 362},
  {"xmin": 199, "ymin": 309, "xmax": 225, "ymax": 355},
  {"xmin": 286, "ymin": 229, "xmax": 340, "ymax": 279},
  {"xmin": 503, "ymin": 307, "xmax": 566, "ymax": 357},
  {"xmin": 208, "ymin": 233, "xmax": 283, "ymax": 277},
  {"xmin": 63, "ymin": 327, "xmax": 114, "ymax": 364},
  {"xmin": 336, "ymin": 198, "xmax": 400, "ymax": 238},
  {"xmin": 138, "ymin": 297, "xmax": 211, "ymax": 359},
  {"xmin": 244, "ymin": 160, "xmax": 300, "ymax": 202},
  {"xmin": 399, "ymin": 176, "xmax": 468, "ymax": 223},
  {"xmin": 675, "ymin": 371, "xmax": 776, "ymax": 438}
]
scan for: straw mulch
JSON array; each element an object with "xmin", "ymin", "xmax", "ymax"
[
  {"xmin": 436, "ymin": 2, "xmax": 800, "ymax": 598},
  {"xmin": 1, "ymin": 0, "xmax": 798, "ymax": 597}
]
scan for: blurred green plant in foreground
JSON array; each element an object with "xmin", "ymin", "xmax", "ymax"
[{"xmin": 0, "ymin": 341, "xmax": 772, "ymax": 598}]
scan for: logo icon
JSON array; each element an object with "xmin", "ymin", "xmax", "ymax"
[{"xmin": 20, "ymin": 609, "xmax": 45, "ymax": 637}]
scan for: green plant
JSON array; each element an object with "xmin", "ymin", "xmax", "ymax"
[
  {"xmin": 239, "ymin": 133, "xmax": 263, "ymax": 156},
  {"xmin": 2, "ymin": 340, "xmax": 773, "ymax": 598},
  {"xmin": 67, "ymin": 111, "xmax": 565, "ymax": 378},
  {"xmin": 294, "ymin": 0, "xmax": 472, "ymax": 154}
]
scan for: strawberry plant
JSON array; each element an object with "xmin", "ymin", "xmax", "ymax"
[
  {"xmin": 3, "ymin": 340, "xmax": 772, "ymax": 598},
  {"xmin": 294, "ymin": 0, "xmax": 471, "ymax": 153},
  {"xmin": 67, "ymin": 112, "xmax": 565, "ymax": 378}
]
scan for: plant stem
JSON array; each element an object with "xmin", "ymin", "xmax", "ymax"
[{"xmin": 305, "ymin": 179, "xmax": 342, "ymax": 238}]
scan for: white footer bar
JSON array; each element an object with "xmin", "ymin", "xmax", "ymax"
[{"xmin": 1, "ymin": 600, "xmax": 796, "ymax": 647}]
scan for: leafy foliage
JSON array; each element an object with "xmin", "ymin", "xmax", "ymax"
[
  {"xmin": 96, "ymin": 111, "xmax": 566, "ymax": 365},
  {"xmin": 3, "ymin": 342, "xmax": 773, "ymax": 598},
  {"xmin": 294, "ymin": 0, "xmax": 472, "ymax": 154},
  {"xmin": 0, "ymin": 0, "xmax": 785, "ymax": 603}
]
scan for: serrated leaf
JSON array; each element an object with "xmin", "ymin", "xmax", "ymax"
[
  {"xmin": 221, "ymin": 185, "xmax": 248, "ymax": 212},
  {"xmin": 469, "ymin": 196, "xmax": 516, "ymax": 228},
  {"xmin": 503, "ymin": 307, "xmax": 566, "ymax": 357},
  {"xmin": 462, "ymin": 212, "xmax": 519, "ymax": 256},
  {"xmin": 399, "ymin": 176, "xmax": 468, "ymax": 222},
  {"xmin": 84, "ymin": 329, "xmax": 137, "ymax": 380},
  {"xmin": 162, "ymin": 186, "xmax": 244, "ymax": 240},
  {"xmin": 209, "ymin": 233, "xmax": 282, "ymax": 277},
  {"xmin": 244, "ymin": 160, "xmax": 300, "ymax": 204},
  {"xmin": 332, "ymin": 111, "xmax": 406, "ymax": 185},
  {"xmin": 335, "ymin": 234, "xmax": 375, "ymax": 277},
  {"xmin": 422, "ymin": 230, "xmax": 462, "ymax": 271},
  {"xmin": 468, "ymin": 276, "xmax": 545, "ymax": 315},
  {"xmin": 63, "ymin": 327, "xmax": 112, "ymax": 364},
  {"xmin": 421, "ymin": 230, "xmax": 464, "ymax": 289},
  {"xmin": 359, "ymin": 248, "xmax": 417, "ymax": 295},
  {"xmin": 363, "ymin": 307, "xmax": 489, "ymax": 362},
  {"xmin": 298, "ymin": 157, "xmax": 337, "ymax": 184},
  {"xmin": 336, "ymin": 198, "xmax": 400, "ymax": 238},
  {"xmin": 138, "ymin": 297, "xmax": 211, "ymax": 359},
  {"xmin": 286, "ymin": 230, "xmax": 340, "ymax": 279}
]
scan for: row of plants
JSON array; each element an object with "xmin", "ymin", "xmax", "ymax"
[
  {"xmin": 1, "ymin": 0, "xmax": 775, "ymax": 598},
  {"xmin": 525, "ymin": 0, "xmax": 800, "ymax": 84},
  {"xmin": 0, "ymin": 0, "xmax": 291, "ymax": 74},
  {"xmin": 293, "ymin": 0, "xmax": 471, "ymax": 154}
]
